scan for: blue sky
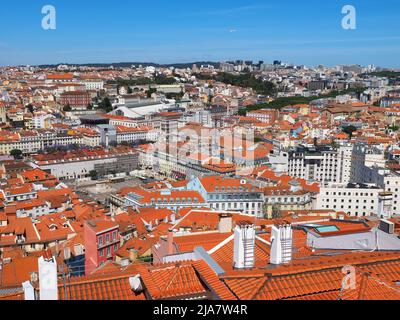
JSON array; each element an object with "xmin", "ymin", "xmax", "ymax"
[{"xmin": 0, "ymin": 0, "xmax": 399, "ymax": 67}]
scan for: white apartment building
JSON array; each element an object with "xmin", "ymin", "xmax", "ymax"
[
  {"xmin": 288, "ymin": 143, "xmax": 353, "ymax": 184},
  {"xmin": 380, "ymin": 173, "xmax": 400, "ymax": 215},
  {"xmin": 186, "ymin": 110, "xmax": 212, "ymax": 127},
  {"xmin": 29, "ymin": 150, "xmax": 139, "ymax": 180},
  {"xmin": 32, "ymin": 113, "xmax": 56, "ymax": 129},
  {"xmin": 350, "ymin": 143, "xmax": 400, "ymax": 215},
  {"xmin": 351, "ymin": 143, "xmax": 386, "ymax": 183},
  {"xmin": 15, "ymin": 200, "xmax": 51, "ymax": 219},
  {"xmin": 116, "ymin": 126, "xmax": 159, "ymax": 144},
  {"xmin": 0, "ymin": 129, "xmax": 100, "ymax": 155},
  {"xmin": 82, "ymin": 79, "xmax": 104, "ymax": 91},
  {"xmin": 124, "ymin": 188, "xmax": 207, "ymax": 212},
  {"xmin": 187, "ymin": 176, "xmax": 265, "ymax": 217},
  {"xmin": 81, "ymin": 133, "xmax": 101, "ymax": 147},
  {"xmin": 315, "ymin": 183, "xmax": 384, "ymax": 217},
  {"xmin": 264, "ymin": 189, "xmax": 313, "ymax": 216}
]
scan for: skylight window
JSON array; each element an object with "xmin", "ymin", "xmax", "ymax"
[{"xmin": 315, "ymin": 225, "xmax": 340, "ymax": 233}]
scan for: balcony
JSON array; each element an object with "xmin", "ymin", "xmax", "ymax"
[{"xmin": 98, "ymin": 239, "xmax": 119, "ymax": 250}]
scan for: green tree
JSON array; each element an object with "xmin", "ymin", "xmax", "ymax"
[
  {"xmin": 10, "ymin": 149, "xmax": 23, "ymax": 159},
  {"xmin": 195, "ymin": 72, "xmax": 276, "ymax": 96},
  {"xmin": 26, "ymin": 104, "xmax": 34, "ymax": 113},
  {"xmin": 166, "ymin": 91, "xmax": 184, "ymax": 100},
  {"xmin": 342, "ymin": 125, "xmax": 358, "ymax": 139},
  {"xmin": 154, "ymin": 75, "xmax": 177, "ymax": 85},
  {"xmin": 89, "ymin": 170, "xmax": 99, "ymax": 181},
  {"xmin": 146, "ymin": 88, "xmax": 157, "ymax": 98},
  {"xmin": 272, "ymin": 205, "xmax": 282, "ymax": 219},
  {"xmin": 63, "ymin": 104, "xmax": 72, "ymax": 112},
  {"xmin": 98, "ymin": 97, "xmax": 113, "ymax": 113},
  {"xmin": 242, "ymin": 87, "xmax": 366, "ymax": 113}
]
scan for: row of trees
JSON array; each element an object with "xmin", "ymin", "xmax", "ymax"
[
  {"xmin": 195, "ymin": 72, "xmax": 276, "ymax": 96},
  {"xmin": 111, "ymin": 74, "xmax": 177, "ymax": 88},
  {"xmin": 239, "ymin": 87, "xmax": 367, "ymax": 115}
]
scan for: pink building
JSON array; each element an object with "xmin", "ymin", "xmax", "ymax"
[{"xmin": 84, "ymin": 220, "xmax": 120, "ymax": 275}]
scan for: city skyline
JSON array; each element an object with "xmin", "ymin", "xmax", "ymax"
[
  {"xmin": 1, "ymin": 0, "xmax": 400, "ymax": 67},
  {"xmin": 2, "ymin": 0, "xmax": 400, "ymax": 304}
]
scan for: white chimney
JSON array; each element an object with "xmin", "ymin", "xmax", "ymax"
[
  {"xmin": 378, "ymin": 192, "xmax": 393, "ymax": 219},
  {"xmin": 233, "ymin": 222, "xmax": 255, "ymax": 269},
  {"xmin": 218, "ymin": 214, "xmax": 233, "ymax": 233},
  {"xmin": 38, "ymin": 256, "xmax": 58, "ymax": 300},
  {"xmin": 22, "ymin": 281, "xmax": 35, "ymax": 300},
  {"xmin": 129, "ymin": 275, "xmax": 143, "ymax": 292},
  {"xmin": 270, "ymin": 224, "xmax": 293, "ymax": 265}
]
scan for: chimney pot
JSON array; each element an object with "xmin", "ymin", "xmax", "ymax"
[
  {"xmin": 270, "ymin": 224, "xmax": 293, "ymax": 265},
  {"xmin": 38, "ymin": 256, "xmax": 58, "ymax": 300},
  {"xmin": 167, "ymin": 229, "xmax": 174, "ymax": 255},
  {"xmin": 233, "ymin": 222, "xmax": 255, "ymax": 269}
]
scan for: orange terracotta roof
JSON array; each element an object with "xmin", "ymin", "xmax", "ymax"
[
  {"xmin": 59, "ymin": 275, "xmax": 146, "ymax": 300},
  {"xmin": 198, "ymin": 176, "xmax": 261, "ymax": 193},
  {"xmin": 0, "ymin": 256, "xmax": 38, "ymax": 288},
  {"xmin": 137, "ymin": 262, "xmax": 208, "ymax": 299},
  {"xmin": 222, "ymin": 252, "xmax": 400, "ymax": 300},
  {"xmin": 340, "ymin": 270, "xmax": 400, "ymax": 300}
]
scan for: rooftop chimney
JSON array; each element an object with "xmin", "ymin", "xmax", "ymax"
[
  {"xmin": 270, "ymin": 223, "xmax": 293, "ymax": 265},
  {"xmin": 379, "ymin": 219, "xmax": 395, "ymax": 234},
  {"xmin": 378, "ymin": 192, "xmax": 393, "ymax": 219},
  {"xmin": 22, "ymin": 281, "xmax": 35, "ymax": 301},
  {"xmin": 38, "ymin": 256, "xmax": 58, "ymax": 300},
  {"xmin": 167, "ymin": 229, "xmax": 174, "ymax": 255},
  {"xmin": 129, "ymin": 275, "xmax": 143, "ymax": 293},
  {"xmin": 233, "ymin": 221, "xmax": 255, "ymax": 269},
  {"xmin": 218, "ymin": 213, "xmax": 233, "ymax": 233}
]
